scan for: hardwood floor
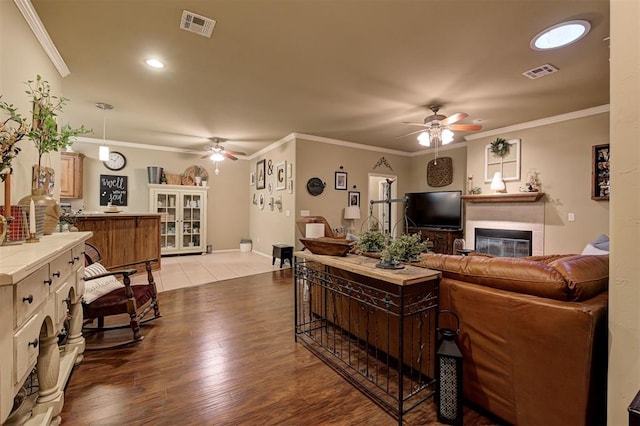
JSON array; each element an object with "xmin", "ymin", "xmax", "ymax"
[{"xmin": 63, "ymin": 270, "xmax": 501, "ymax": 425}]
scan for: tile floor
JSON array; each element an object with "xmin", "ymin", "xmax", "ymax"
[{"xmin": 131, "ymin": 250, "xmax": 290, "ymax": 293}]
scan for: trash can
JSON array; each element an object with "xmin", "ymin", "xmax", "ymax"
[
  {"xmin": 147, "ymin": 166, "xmax": 163, "ymax": 184},
  {"xmin": 240, "ymin": 238, "xmax": 252, "ymax": 252}
]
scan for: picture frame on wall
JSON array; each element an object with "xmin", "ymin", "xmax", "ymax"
[
  {"xmin": 256, "ymin": 159, "xmax": 266, "ymax": 190},
  {"xmin": 276, "ymin": 161, "xmax": 286, "ymax": 190},
  {"xmin": 484, "ymin": 138, "xmax": 521, "ymax": 182},
  {"xmin": 592, "ymin": 144, "xmax": 610, "ymax": 200},
  {"xmin": 250, "ymin": 171, "xmax": 255, "ymax": 186},
  {"xmin": 348, "ymin": 191, "xmax": 360, "ymax": 207},
  {"xmin": 335, "ymin": 171, "xmax": 347, "ymax": 190}
]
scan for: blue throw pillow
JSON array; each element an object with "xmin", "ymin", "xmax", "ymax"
[{"xmin": 591, "ymin": 234, "xmax": 609, "ymax": 251}]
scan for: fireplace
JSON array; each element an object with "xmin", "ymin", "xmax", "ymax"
[{"xmin": 475, "ymin": 228, "xmax": 532, "ymax": 257}]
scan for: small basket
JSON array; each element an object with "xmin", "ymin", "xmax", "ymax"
[
  {"xmin": 299, "ymin": 237, "xmax": 354, "ymax": 256},
  {"xmin": 165, "ymin": 173, "xmax": 182, "ymax": 185}
]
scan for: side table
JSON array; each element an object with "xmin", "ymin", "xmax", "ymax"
[{"xmin": 272, "ymin": 244, "xmax": 293, "ymax": 268}]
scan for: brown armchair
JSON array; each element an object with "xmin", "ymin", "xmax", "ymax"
[{"xmin": 82, "ymin": 242, "xmax": 161, "ymax": 348}]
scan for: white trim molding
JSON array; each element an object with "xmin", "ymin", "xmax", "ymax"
[{"xmin": 14, "ymin": 0, "xmax": 70, "ymax": 77}]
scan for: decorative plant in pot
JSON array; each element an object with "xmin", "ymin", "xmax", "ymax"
[
  {"xmin": 19, "ymin": 75, "xmax": 90, "ymax": 235},
  {"xmin": 0, "ymin": 98, "xmax": 27, "ymax": 242},
  {"xmin": 377, "ymin": 233, "xmax": 429, "ymax": 269},
  {"xmin": 355, "ymin": 229, "xmax": 388, "ymax": 255}
]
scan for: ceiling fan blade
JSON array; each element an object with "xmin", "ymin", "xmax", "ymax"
[
  {"xmin": 396, "ymin": 128, "xmax": 426, "ymax": 138},
  {"xmin": 401, "ymin": 122, "xmax": 428, "ymax": 127},
  {"xmin": 440, "ymin": 112, "xmax": 468, "ymax": 126},
  {"xmin": 449, "ymin": 123, "xmax": 483, "ymax": 131},
  {"xmin": 223, "ymin": 151, "xmax": 238, "ymax": 161},
  {"xmin": 224, "ymin": 149, "xmax": 247, "ymax": 156},
  {"xmin": 201, "ymin": 153, "xmax": 212, "ymax": 159}
]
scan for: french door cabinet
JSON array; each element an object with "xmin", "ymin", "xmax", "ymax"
[{"xmin": 149, "ymin": 184, "xmax": 208, "ymax": 255}]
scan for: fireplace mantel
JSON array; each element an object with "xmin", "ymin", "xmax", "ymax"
[{"xmin": 462, "ymin": 192, "xmax": 545, "ymax": 203}]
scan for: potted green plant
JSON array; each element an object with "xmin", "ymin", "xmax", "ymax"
[
  {"xmin": 0, "ymin": 98, "xmax": 27, "ymax": 179},
  {"xmin": 378, "ymin": 233, "xmax": 429, "ymax": 268},
  {"xmin": 19, "ymin": 75, "xmax": 90, "ymax": 235},
  {"xmin": 355, "ymin": 229, "xmax": 388, "ymax": 254},
  {"xmin": 25, "ymin": 75, "xmax": 90, "ymax": 190}
]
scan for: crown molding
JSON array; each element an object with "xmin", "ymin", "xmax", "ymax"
[
  {"xmin": 14, "ymin": 0, "xmax": 70, "ymax": 77},
  {"xmin": 465, "ymin": 104, "xmax": 610, "ymax": 141},
  {"xmin": 293, "ymin": 132, "xmax": 409, "ymax": 156}
]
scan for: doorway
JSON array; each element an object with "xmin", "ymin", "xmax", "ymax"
[{"xmin": 367, "ymin": 173, "xmax": 401, "ymax": 237}]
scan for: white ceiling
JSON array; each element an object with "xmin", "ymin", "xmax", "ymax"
[{"xmin": 31, "ymin": 0, "xmax": 610, "ymax": 157}]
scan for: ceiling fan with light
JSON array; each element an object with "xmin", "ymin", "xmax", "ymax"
[
  {"xmin": 200, "ymin": 137, "xmax": 247, "ymax": 161},
  {"xmin": 397, "ymin": 105, "xmax": 482, "ymax": 147}
]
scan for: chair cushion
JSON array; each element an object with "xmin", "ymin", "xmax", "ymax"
[
  {"xmin": 83, "ymin": 285, "xmax": 156, "ymax": 320},
  {"xmin": 83, "ymin": 263, "xmax": 125, "ymax": 304}
]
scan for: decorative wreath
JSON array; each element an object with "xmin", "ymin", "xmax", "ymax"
[{"xmin": 490, "ymin": 137, "xmax": 511, "ymax": 158}]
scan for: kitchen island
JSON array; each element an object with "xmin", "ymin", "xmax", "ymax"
[{"xmin": 74, "ymin": 213, "xmax": 161, "ymax": 273}]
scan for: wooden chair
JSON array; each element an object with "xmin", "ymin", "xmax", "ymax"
[{"xmin": 82, "ymin": 242, "xmax": 161, "ymax": 348}]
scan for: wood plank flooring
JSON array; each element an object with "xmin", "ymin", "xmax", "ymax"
[{"xmin": 62, "ymin": 270, "xmax": 501, "ymax": 425}]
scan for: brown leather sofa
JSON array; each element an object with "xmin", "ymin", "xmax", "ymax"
[{"xmin": 418, "ymin": 253, "xmax": 608, "ymax": 425}]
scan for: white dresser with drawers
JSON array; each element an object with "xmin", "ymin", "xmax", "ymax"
[{"xmin": 0, "ymin": 232, "xmax": 91, "ymax": 425}]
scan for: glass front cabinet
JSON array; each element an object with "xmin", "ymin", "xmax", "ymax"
[{"xmin": 149, "ymin": 184, "xmax": 208, "ymax": 255}]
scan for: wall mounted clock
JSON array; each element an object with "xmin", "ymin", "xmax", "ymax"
[
  {"xmin": 103, "ymin": 151, "xmax": 127, "ymax": 171},
  {"xmin": 306, "ymin": 177, "xmax": 325, "ymax": 196}
]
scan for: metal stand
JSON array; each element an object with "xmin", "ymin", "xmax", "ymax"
[
  {"xmin": 368, "ymin": 178, "xmax": 408, "ymax": 235},
  {"xmin": 294, "ymin": 256, "xmax": 438, "ymax": 424}
]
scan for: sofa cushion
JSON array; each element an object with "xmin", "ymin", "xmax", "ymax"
[
  {"xmin": 546, "ymin": 254, "xmax": 609, "ymax": 301},
  {"xmin": 419, "ymin": 253, "xmax": 571, "ymax": 300}
]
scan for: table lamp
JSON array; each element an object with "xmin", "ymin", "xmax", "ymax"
[{"xmin": 344, "ymin": 205, "xmax": 361, "ymax": 234}]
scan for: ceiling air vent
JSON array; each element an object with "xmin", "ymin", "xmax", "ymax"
[
  {"xmin": 180, "ymin": 10, "xmax": 216, "ymax": 38},
  {"xmin": 522, "ymin": 63, "xmax": 559, "ymax": 80}
]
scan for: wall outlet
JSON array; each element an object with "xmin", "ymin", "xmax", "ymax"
[{"xmin": 568, "ymin": 213, "xmax": 575, "ymax": 222}]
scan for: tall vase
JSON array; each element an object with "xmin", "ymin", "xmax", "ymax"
[{"xmin": 19, "ymin": 188, "xmax": 60, "ymax": 236}]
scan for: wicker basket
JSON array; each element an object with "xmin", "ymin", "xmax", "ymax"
[{"xmin": 165, "ymin": 173, "xmax": 182, "ymax": 185}]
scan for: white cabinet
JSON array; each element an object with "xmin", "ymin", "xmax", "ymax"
[{"xmin": 149, "ymin": 184, "xmax": 207, "ymax": 255}]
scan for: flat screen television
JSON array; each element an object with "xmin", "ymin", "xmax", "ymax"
[{"xmin": 405, "ymin": 190, "xmax": 463, "ymax": 230}]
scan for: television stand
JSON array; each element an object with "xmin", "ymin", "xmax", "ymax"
[{"xmin": 407, "ymin": 226, "xmax": 463, "ymax": 254}]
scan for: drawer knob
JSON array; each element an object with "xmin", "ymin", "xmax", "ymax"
[
  {"xmin": 22, "ymin": 294, "xmax": 33, "ymax": 304},
  {"xmin": 28, "ymin": 339, "xmax": 39, "ymax": 348},
  {"xmin": 53, "ymin": 271, "xmax": 61, "ymax": 278},
  {"xmin": 43, "ymin": 279, "xmax": 53, "ymax": 286}
]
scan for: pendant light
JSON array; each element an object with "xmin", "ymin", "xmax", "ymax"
[{"xmin": 96, "ymin": 102, "xmax": 113, "ymax": 161}]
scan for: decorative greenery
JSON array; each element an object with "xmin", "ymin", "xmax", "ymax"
[
  {"xmin": 490, "ymin": 137, "xmax": 511, "ymax": 158},
  {"xmin": 0, "ymin": 98, "xmax": 27, "ymax": 181},
  {"xmin": 380, "ymin": 233, "xmax": 429, "ymax": 264},
  {"xmin": 25, "ymin": 75, "xmax": 90, "ymax": 177},
  {"xmin": 356, "ymin": 229, "xmax": 388, "ymax": 254}
]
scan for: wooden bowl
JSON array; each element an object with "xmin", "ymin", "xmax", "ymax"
[{"xmin": 299, "ymin": 237, "xmax": 354, "ymax": 256}]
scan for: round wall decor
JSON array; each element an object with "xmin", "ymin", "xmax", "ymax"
[{"xmin": 306, "ymin": 177, "xmax": 325, "ymax": 196}]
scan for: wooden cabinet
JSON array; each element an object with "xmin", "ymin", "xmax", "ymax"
[
  {"xmin": 408, "ymin": 227, "xmax": 463, "ymax": 254},
  {"xmin": 60, "ymin": 152, "xmax": 85, "ymax": 199},
  {"xmin": 149, "ymin": 184, "xmax": 208, "ymax": 255},
  {"xmin": 0, "ymin": 232, "xmax": 89, "ymax": 425},
  {"xmin": 75, "ymin": 214, "xmax": 161, "ymax": 273}
]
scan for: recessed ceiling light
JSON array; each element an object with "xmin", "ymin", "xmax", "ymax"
[
  {"xmin": 145, "ymin": 58, "xmax": 165, "ymax": 69},
  {"xmin": 530, "ymin": 20, "xmax": 591, "ymax": 51}
]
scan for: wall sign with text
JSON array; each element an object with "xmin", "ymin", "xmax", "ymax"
[{"xmin": 100, "ymin": 174, "xmax": 128, "ymax": 206}]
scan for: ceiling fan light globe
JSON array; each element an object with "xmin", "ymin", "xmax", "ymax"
[
  {"xmin": 417, "ymin": 132, "xmax": 431, "ymax": 146},
  {"xmin": 442, "ymin": 129, "xmax": 455, "ymax": 144},
  {"xmin": 210, "ymin": 152, "xmax": 225, "ymax": 162}
]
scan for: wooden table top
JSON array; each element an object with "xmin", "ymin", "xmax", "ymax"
[{"xmin": 294, "ymin": 251, "xmax": 439, "ymax": 286}]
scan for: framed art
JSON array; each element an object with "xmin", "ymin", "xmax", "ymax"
[
  {"xmin": 288, "ymin": 180, "xmax": 293, "ymax": 194},
  {"xmin": 484, "ymin": 138, "xmax": 521, "ymax": 182},
  {"xmin": 335, "ymin": 171, "xmax": 347, "ymax": 190},
  {"xmin": 287, "ymin": 162, "xmax": 293, "ymax": 179},
  {"xmin": 592, "ymin": 144, "xmax": 610, "ymax": 200},
  {"xmin": 256, "ymin": 159, "xmax": 266, "ymax": 190},
  {"xmin": 276, "ymin": 161, "xmax": 286, "ymax": 190},
  {"xmin": 348, "ymin": 191, "xmax": 360, "ymax": 207},
  {"xmin": 250, "ymin": 171, "xmax": 255, "ymax": 186}
]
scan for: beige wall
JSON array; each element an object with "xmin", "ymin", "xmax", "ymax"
[
  {"xmin": 608, "ymin": 0, "xmax": 640, "ymax": 423},
  {"xmin": 0, "ymin": 0, "xmax": 63, "ymax": 203},
  {"xmin": 248, "ymin": 137, "xmax": 296, "ymax": 256},
  {"xmin": 466, "ymin": 113, "xmax": 610, "ymax": 254},
  {"xmin": 69, "ymin": 141, "xmax": 250, "ymax": 252},
  {"xmin": 294, "ymin": 136, "xmax": 411, "ymax": 247}
]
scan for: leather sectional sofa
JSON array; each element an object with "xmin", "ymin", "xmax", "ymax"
[{"xmin": 418, "ymin": 253, "xmax": 608, "ymax": 425}]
